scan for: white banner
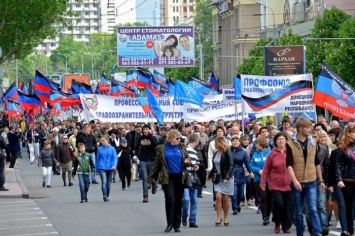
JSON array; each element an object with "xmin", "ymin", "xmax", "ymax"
[
  {"xmin": 222, "ymin": 89, "xmax": 236, "ymax": 102},
  {"xmin": 80, "ymin": 94, "xmax": 184, "ymax": 123},
  {"xmin": 241, "ymin": 74, "xmax": 315, "ymax": 113}
]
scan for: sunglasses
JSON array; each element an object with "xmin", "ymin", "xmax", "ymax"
[{"xmin": 176, "ymin": 137, "xmax": 181, "ymax": 140}]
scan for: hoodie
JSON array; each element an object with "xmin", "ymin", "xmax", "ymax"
[{"xmin": 250, "ymin": 146, "xmax": 271, "ymax": 182}]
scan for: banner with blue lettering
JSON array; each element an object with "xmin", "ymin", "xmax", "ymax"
[
  {"xmin": 80, "ymin": 94, "xmax": 184, "ymax": 122},
  {"xmin": 241, "ymin": 74, "xmax": 315, "ymax": 113}
]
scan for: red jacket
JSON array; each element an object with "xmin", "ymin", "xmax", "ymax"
[{"xmin": 260, "ymin": 147, "xmax": 291, "ymax": 191}]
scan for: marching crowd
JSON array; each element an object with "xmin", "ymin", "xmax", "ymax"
[{"xmin": 0, "ymin": 113, "xmax": 354, "ymax": 236}]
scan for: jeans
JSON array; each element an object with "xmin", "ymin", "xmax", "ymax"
[
  {"xmin": 17, "ymin": 144, "xmax": 22, "ymax": 158},
  {"xmin": 341, "ymin": 180, "xmax": 355, "ymax": 234},
  {"xmin": 90, "ymin": 153, "xmax": 96, "ymax": 182},
  {"xmin": 98, "ymin": 169, "xmax": 113, "ymax": 197},
  {"xmin": 42, "ymin": 166, "xmax": 52, "ymax": 186},
  {"xmin": 317, "ymin": 188, "xmax": 328, "ymax": 229},
  {"xmin": 163, "ymin": 173, "xmax": 184, "ymax": 228},
  {"xmin": 291, "ymin": 181, "xmax": 322, "ymax": 236},
  {"xmin": 182, "ymin": 188, "xmax": 198, "ymax": 224},
  {"xmin": 0, "ymin": 158, "xmax": 5, "ymax": 187},
  {"xmin": 141, "ymin": 160, "xmax": 154, "ymax": 196},
  {"xmin": 232, "ymin": 183, "xmax": 245, "ymax": 212},
  {"xmin": 333, "ymin": 184, "xmax": 348, "ymax": 232},
  {"xmin": 78, "ymin": 174, "xmax": 90, "ymax": 200}
]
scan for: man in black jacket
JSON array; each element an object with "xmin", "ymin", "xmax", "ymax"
[
  {"xmin": 135, "ymin": 124, "xmax": 158, "ymax": 203},
  {"xmin": 76, "ymin": 124, "xmax": 98, "ymax": 184},
  {"xmin": 7, "ymin": 126, "xmax": 22, "ymax": 168}
]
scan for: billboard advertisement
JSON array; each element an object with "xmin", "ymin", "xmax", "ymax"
[
  {"xmin": 264, "ymin": 46, "xmax": 305, "ymax": 76},
  {"xmin": 117, "ymin": 26, "xmax": 195, "ymax": 67}
]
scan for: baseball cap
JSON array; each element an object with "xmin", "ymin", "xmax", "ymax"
[{"xmin": 121, "ymin": 138, "xmax": 128, "ymax": 143}]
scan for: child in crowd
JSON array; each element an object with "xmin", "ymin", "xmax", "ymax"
[
  {"xmin": 72, "ymin": 142, "xmax": 95, "ymax": 203},
  {"xmin": 38, "ymin": 141, "xmax": 59, "ymax": 188},
  {"xmin": 118, "ymin": 138, "xmax": 133, "ymax": 190}
]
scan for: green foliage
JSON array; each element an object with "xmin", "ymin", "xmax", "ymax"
[
  {"xmin": 0, "ymin": 0, "xmax": 75, "ymax": 65},
  {"xmin": 324, "ymin": 17, "xmax": 355, "ymax": 88},
  {"xmin": 306, "ymin": 7, "xmax": 350, "ymax": 79},
  {"xmin": 165, "ymin": 67, "xmax": 199, "ymax": 83}
]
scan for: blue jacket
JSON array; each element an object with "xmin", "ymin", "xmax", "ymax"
[
  {"xmin": 250, "ymin": 146, "xmax": 271, "ymax": 182},
  {"xmin": 96, "ymin": 145, "xmax": 118, "ymax": 172},
  {"xmin": 230, "ymin": 146, "xmax": 250, "ymax": 184}
]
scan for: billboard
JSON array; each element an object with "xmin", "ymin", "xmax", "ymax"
[
  {"xmin": 62, "ymin": 74, "xmax": 90, "ymax": 93},
  {"xmin": 117, "ymin": 26, "xmax": 195, "ymax": 67},
  {"xmin": 264, "ymin": 46, "xmax": 305, "ymax": 76}
]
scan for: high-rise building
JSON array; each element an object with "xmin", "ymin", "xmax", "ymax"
[{"xmin": 160, "ymin": 0, "xmax": 197, "ymax": 26}]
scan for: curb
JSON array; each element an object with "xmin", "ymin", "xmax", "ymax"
[{"xmin": 15, "ymin": 169, "xmax": 29, "ymax": 199}]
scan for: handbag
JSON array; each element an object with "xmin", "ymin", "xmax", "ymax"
[
  {"xmin": 212, "ymin": 172, "xmax": 221, "ymax": 184},
  {"xmin": 185, "ymin": 170, "xmax": 201, "ymax": 189}
]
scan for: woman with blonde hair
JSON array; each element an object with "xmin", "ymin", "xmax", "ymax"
[
  {"xmin": 147, "ymin": 130, "xmax": 190, "ymax": 233},
  {"xmin": 208, "ymin": 136, "xmax": 234, "ymax": 226}
]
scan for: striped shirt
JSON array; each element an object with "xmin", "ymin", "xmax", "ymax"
[{"xmin": 186, "ymin": 146, "xmax": 200, "ymax": 171}]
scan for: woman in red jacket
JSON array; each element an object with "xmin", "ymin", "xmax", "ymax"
[{"xmin": 260, "ymin": 132, "xmax": 293, "ymax": 234}]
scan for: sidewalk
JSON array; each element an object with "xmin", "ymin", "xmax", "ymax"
[{"xmin": 0, "ymin": 161, "xmax": 29, "ymax": 198}]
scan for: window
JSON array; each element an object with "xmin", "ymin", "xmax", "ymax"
[
  {"xmin": 75, "ymin": 3, "xmax": 81, "ymax": 8},
  {"xmin": 93, "ymin": 11, "xmax": 98, "ymax": 16},
  {"xmin": 173, "ymin": 7, "xmax": 175, "ymax": 12},
  {"xmin": 86, "ymin": 26, "xmax": 90, "ymax": 31},
  {"xmin": 183, "ymin": 0, "xmax": 187, "ymax": 3},
  {"xmin": 77, "ymin": 35, "xmax": 82, "ymax": 39},
  {"xmin": 94, "ymin": 19, "xmax": 99, "ymax": 23},
  {"xmin": 85, "ymin": 35, "xmax": 89, "ymax": 39},
  {"xmin": 189, "ymin": 0, "xmax": 193, "ymax": 2},
  {"xmin": 189, "ymin": 6, "xmax": 194, "ymax": 12},
  {"xmin": 176, "ymin": 7, "xmax": 179, "ymax": 12},
  {"xmin": 183, "ymin": 7, "xmax": 187, "ymax": 12},
  {"xmin": 94, "ymin": 26, "xmax": 99, "ymax": 31},
  {"xmin": 85, "ymin": 19, "xmax": 90, "ymax": 23},
  {"xmin": 84, "ymin": 3, "xmax": 89, "ymax": 8},
  {"xmin": 85, "ymin": 11, "xmax": 89, "ymax": 15}
]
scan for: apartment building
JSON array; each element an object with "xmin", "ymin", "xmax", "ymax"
[{"xmin": 160, "ymin": 0, "xmax": 197, "ymax": 26}]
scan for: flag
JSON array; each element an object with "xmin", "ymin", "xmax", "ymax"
[
  {"xmin": 99, "ymin": 74, "xmax": 111, "ymax": 94},
  {"xmin": 168, "ymin": 78, "xmax": 176, "ymax": 96},
  {"xmin": 233, "ymin": 76, "xmax": 242, "ymax": 100},
  {"xmin": 3, "ymin": 82, "xmax": 18, "ymax": 101},
  {"xmin": 71, "ymin": 80, "xmax": 92, "ymax": 94},
  {"xmin": 111, "ymin": 80, "xmax": 135, "ymax": 97},
  {"xmin": 137, "ymin": 67, "xmax": 153, "ymax": 89},
  {"xmin": 17, "ymin": 90, "xmax": 41, "ymax": 112},
  {"xmin": 50, "ymin": 91, "xmax": 80, "ymax": 108},
  {"xmin": 147, "ymin": 81, "xmax": 160, "ymax": 97},
  {"xmin": 137, "ymin": 96, "xmax": 151, "ymax": 114},
  {"xmin": 153, "ymin": 70, "xmax": 169, "ymax": 92},
  {"xmin": 126, "ymin": 69, "xmax": 138, "ymax": 87},
  {"xmin": 146, "ymin": 87, "xmax": 164, "ymax": 125},
  {"xmin": 28, "ymin": 79, "xmax": 34, "ymax": 95},
  {"xmin": 34, "ymin": 70, "xmax": 59, "ymax": 94},
  {"xmin": 209, "ymin": 73, "xmax": 219, "ymax": 91},
  {"xmin": 21, "ymin": 84, "xmax": 28, "ymax": 94},
  {"xmin": 188, "ymin": 77, "xmax": 214, "ymax": 95},
  {"xmin": 313, "ymin": 63, "xmax": 355, "ymax": 120},
  {"xmin": 6, "ymin": 99, "xmax": 22, "ymax": 117},
  {"xmin": 174, "ymin": 80, "xmax": 204, "ymax": 107}
]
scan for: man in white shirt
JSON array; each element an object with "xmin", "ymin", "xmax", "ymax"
[{"xmin": 177, "ymin": 35, "xmax": 194, "ymax": 59}]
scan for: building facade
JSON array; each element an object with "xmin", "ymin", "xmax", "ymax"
[{"xmin": 160, "ymin": 0, "xmax": 197, "ymax": 26}]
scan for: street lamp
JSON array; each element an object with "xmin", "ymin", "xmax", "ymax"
[
  {"xmin": 255, "ymin": 1, "xmax": 276, "ymax": 41},
  {"xmin": 72, "ymin": 53, "xmax": 84, "ymax": 73},
  {"xmin": 195, "ymin": 31, "xmax": 204, "ymax": 81},
  {"xmin": 84, "ymin": 52, "xmax": 98, "ymax": 79},
  {"xmin": 55, "ymin": 53, "xmax": 68, "ymax": 73}
]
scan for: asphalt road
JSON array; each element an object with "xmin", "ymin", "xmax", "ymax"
[{"xmin": 1, "ymin": 156, "xmax": 345, "ymax": 236}]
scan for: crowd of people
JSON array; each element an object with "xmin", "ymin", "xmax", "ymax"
[{"xmin": 0, "ymin": 113, "xmax": 354, "ymax": 236}]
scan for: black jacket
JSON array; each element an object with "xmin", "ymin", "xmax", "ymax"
[
  {"xmin": 135, "ymin": 134, "xmax": 158, "ymax": 162},
  {"xmin": 26, "ymin": 128, "xmax": 40, "ymax": 143},
  {"xmin": 118, "ymin": 146, "xmax": 133, "ymax": 168},
  {"xmin": 317, "ymin": 143, "xmax": 330, "ymax": 185},
  {"xmin": 336, "ymin": 142, "xmax": 355, "ymax": 182},
  {"xmin": 76, "ymin": 132, "xmax": 97, "ymax": 154},
  {"xmin": 125, "ymin": 131, "xmax": 140, "ymax": 151},
  {"xmin": 327, "ymin": 149, "xmax": 340, "ymax": 187},
  {"xmin": 7, "ymin": 131, "xmax": 21, "ymax": 151},
  {"xmin": 208, "ymin": 150, "xmax": 234, "ymax": 181}
]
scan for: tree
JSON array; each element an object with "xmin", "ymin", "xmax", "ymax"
[
  {"xmin": 0, "ymin": 0, "xmax": 75, "ymax": 65},
  {"xmin": 306, "ymin": 7, "xmax": 350, "ymax": 78},
  {"xmin": 324, "ymin": 17, "xmax": 355, "ymax": 88}
]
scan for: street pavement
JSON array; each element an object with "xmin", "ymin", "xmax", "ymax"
[{"xmin": 0, "ymin": 155, "xmax": 345, "ymax": 236}]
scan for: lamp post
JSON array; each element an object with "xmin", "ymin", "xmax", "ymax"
[
  {"xmin": 255, "ymin": 1, "xmax": 276, "ymax": 41},
  {"xmin": 195, "ymin": 31, "xmax": 204, "ymax": 80},
  {"xmin": 84, "ymin": 52, "xmax": 96, "ymax": 79},
  {"xmin": 72, "ymin": 53, "xmax": 84, "ymax": 73},
  {"xmin": 55, "ymin": 53, "xmax": 68, "ymax": 73}
]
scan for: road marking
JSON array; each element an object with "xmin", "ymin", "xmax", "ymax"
[
  {"xmin": 248, "ymin": 206, "xmax": 258, "ymax": 210},
  {"xmin": 0, "ymin": 212, "xmax": 43, "ymax": 217},
  {"xmin": 7, "ymin": 232, "xmax": 59, "ymax": 236},
  {"xmin": 0, "ymin": 224, "xmax": 53, "ymax": 231},
  {"xmin": 0, "ymin": 203, "xmax": 36, "ymax": 208},
  {"xmin": 1, "ymin": 208, "xmax": 40, "ymax": 212},
  {"xmin": 0, "ymin": 217, "xmax": 47, "ymax": 222},
  {"xmin": 202, "ymin": 191, "xmax": 212, "ymax": 195},
  {"xmin": 0, "ymin": 201, "xmax": 34, "ymax": 204},
  {"xmin": 329, "ymin": 231, "xmax": 341, "ymax": 236}
]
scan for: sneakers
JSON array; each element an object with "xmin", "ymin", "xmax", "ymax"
[
  {"xmin": 103, "ymin": 196, "xmax": 108, "ymax": 202},
  {"xmin": 182, "ymin": 217, "xmax": 187, "ymax": 226},
  {"xmin": 151, "ymin": 182, "xmax": 157, "ymax": 195},
  {"xmin": 143, "ymin": 196, "xmax": 148, "ymax": 203},
  {"xmin": 233, "ymin": 211, "xmax": 238, "ymax": 215},
  {"xmin": 47, "ymin": 185, "xmax": 51, "ymax": 188},
  {"xmin": 85, "ymin": 198, "xmax": 88, "ymax": 202},
  {"xmin": 336, "ymin": 221, "xmax": 341, "ymax": 229},
  {"xmin": 198, "ymin": 195, "xmax": 203, "ymax": 198},
  {"xmin": 92, "ymin": 180, "xmax": 99, "ymax": 184},
  {"xmin": 68, "ymin": 183, "xmax": 73, "ymax": 186},
  {"xmin": 340, "ymin": 231, "xmax": 350, "ymax": 236},
  {"xmin": 263, "ymin": 217, "xmax": 270, "ymax": 226}
]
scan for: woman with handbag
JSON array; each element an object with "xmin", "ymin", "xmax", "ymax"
[
  {"xmin": 147, "ymin": 130, "xmax": 190, "ymax": 233},
  {"xmin": 208, "ymin": 136, "xmax": 234, "ymax": 226}
]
